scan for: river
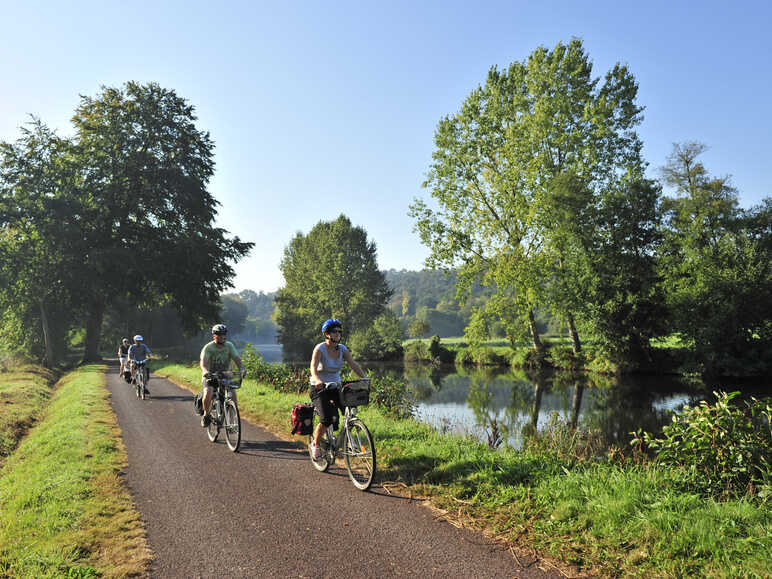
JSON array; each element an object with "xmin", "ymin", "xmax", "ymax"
[{"xmin": 249, "ymin": 343, "xmax": 770, "ymax": 449}]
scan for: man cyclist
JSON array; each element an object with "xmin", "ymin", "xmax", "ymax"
[
  {"xmin": 118, "ymin": 337, "xmax": 130, "ymax": 377},
  {"xmin": 309, "ymin": 319, "xmax": 367, "ymax": 460},
  {"xmin": 128, "ymin": 335, "xmax": 152, "ymax": 395},
  {"xmin": 200, "ymin": 324, "xmax": 246, "ymax": 428}
]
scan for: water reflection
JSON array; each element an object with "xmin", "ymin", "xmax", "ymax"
[
  {"xmin": 250, "ymin": 343, "xmax": 768, "ymax": 449},
  {"xmin": 405, "ymin": 365, "xmax": 724, "ymax": 449}
]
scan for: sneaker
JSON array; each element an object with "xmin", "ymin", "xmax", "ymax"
[
  {"xmin": 310, "ymin": 442, "xmax": 322, "ymax": 460},
  {"xmin": 201, "ymin": 414, "xmax": 211, "ymax": 428}
]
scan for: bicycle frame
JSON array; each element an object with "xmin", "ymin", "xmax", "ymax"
[{"xmin": 205, "ymin": 371, "xmax": 242, "ymax": 452}]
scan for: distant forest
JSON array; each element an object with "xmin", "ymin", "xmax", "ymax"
[{"xmin": 223, "ymin": 269, "xmax": 561, "ymax": 344}]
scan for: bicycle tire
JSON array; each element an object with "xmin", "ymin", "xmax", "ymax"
[
  {"xmin": 344, "ymin": 418, "xmax": 376, "ymax": 490},
  {"xmin": 309, "ymin": 430, "xmax": 333, "ymax": 472},
  {"xmin": 138, "ymin": 371, "xmax": 145, "ymax": 400},
  {"xmin": 224, "ymin": 399, "xmax": 241, "ymax": 452},
  {"xmin": 207, "ymin": 399, "xmax": 220, "ymax": 442}
]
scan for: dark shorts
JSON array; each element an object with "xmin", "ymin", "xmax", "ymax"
[{"xmin": 309, "ymin": 386, "xmax": 342, "ymax": 429}]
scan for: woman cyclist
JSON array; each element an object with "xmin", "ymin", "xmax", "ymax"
[
  {"xmin": 309, "ymin": 319, "xmax": 367, "ymax": 460},
  {"xmin": 118, "ymin": 337, "xmax": 130, "ymax": 377}
]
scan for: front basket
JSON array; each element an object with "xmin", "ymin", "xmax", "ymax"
[{"xmin": 339, "ymin": 381, "xmax": 370, "ymax": 407}]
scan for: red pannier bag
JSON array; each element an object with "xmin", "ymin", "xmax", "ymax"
[{"xmin": 291, "ymin": 403, "xmax": 314, "ymax": 435}]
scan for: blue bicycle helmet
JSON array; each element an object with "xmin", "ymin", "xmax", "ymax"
[{"xmin": 321, "ymin": 319, "xmax": 342, "ymax": 334}]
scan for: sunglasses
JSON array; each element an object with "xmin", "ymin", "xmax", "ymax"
[{"xmin": 327, "ymin": 329, "xmax": 341, "ymax": 334}]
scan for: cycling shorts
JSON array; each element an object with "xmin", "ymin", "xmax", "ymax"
[{"xmin": 309, "ymin": 385, "xmax": 342, "ymax": 428}]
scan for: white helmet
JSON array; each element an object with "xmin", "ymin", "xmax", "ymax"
[{"xmin": 133, "ymin": 335, "xmax": 144, "ymax": 341}]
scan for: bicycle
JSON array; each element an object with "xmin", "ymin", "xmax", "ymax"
[
  {"xmin": 308, "ymin": 379, "xmax": 376, "ymax": 491},
  {"xmin": 133, "ymin": 360, "xmax": 149, "ymax": 400},
  {"xmin": 204, "ymin": 371, "xmax": 242, "ymax": 452}
]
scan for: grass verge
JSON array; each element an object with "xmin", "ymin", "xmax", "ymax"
[
  {"xmin": 0, "ymin": 365, "xmax": 57, "ymax": 466},
  {"xmin": 153, "ymin": 360, "xmax": 771, "ymax": 577},
  {"xmin": 0, "ymin": 365, "xmax": 150, "ymax": 578}
]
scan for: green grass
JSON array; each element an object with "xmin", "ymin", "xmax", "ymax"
[
  {"xmin": 154, "ymin": 360, "xmax": 772, "ymax": 577},
  {"xmin": 0, "ymin": 365, "xmax": 149, "ymax": 578},
  {"xmin": 0, "ymin": 365, "xmax": 57, "ymax": 464}
]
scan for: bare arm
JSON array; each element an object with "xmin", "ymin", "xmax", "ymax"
[
  {"xmin": 200, "ymin": 353, "xmax": 210, "ymax": 376},
  {"xmin": 310, "ymin": 347, "xmax": 323, "ymax": 386},
  {"xmin": 343, "ymin": 348, "xmax": 366, "ymax": 379}
]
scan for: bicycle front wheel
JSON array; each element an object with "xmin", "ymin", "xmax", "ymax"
[
  {"xmin": 207, "ymin": 400, "xmax": 220, "ymax": 442},
  {"xmin": 224, "ymin": 399, "xmax": 241, "ymax": 452},
  {"xmin": 137, "ymin": 372, "xmax": 145, "ymax": 400},
  {"xmin": 344, "ymin": 418, "xmax": 375, "ymax": 490}
]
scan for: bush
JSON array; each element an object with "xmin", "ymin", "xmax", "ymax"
[
  {"xmin": 455, "ymin": 346, "xmax": 507, "ymax": 366},
  {"xmin": 637, "ymin": 391, "xmax": 772, "ymax": 498},
  {"xmin": 370, "ymin": 374, "xmax": 415, "ymax": 419},
  {"xmin": 348, "ymin": 312, "xmax": 404, "ymax": 361},
  {"xmin": 428, "ymin": 335, "xmax": 455, "ymax": 363},
  {"xmin": 404, "ymin": 340, "xmax": 432, "ymax": 363},
  {"xmin": 241, "ymin": 344, "xmax": 309, "ymax": 394}
]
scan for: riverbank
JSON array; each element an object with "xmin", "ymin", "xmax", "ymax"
[{"xmin": 154, "ymin": 360, "xmax": 771, "ymax": 577}]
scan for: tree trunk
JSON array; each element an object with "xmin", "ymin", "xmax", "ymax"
[
  {"xmin": 567, "ymin": 313, "xmax": 582, "ymax": 355},
  {"xmin": 570, "ymin": 382, "xmax": 585, "ymax": 429},
  {"xmin": 527, "ymin": 308, "xmax": 544, "ymax": 352},
  {"xmin": 40, "ymin": 300, "xmax": 55, "ymax": 369},
  {"xmin": 82, "ymin": 295, "xmax": 106, "ymax": 363}
]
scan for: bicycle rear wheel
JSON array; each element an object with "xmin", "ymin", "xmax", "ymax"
[
  {"xmin": 207, "ymin": 399, "xmax": 220, "ymax": 442},
  {"xmin": 224, "ymin": 399, "xmax": 241, "ymax": 452},
  {"xmin": 309, "ymin": 430, "xmax": 333, "ymax": 472},
  {"xmin": 344, "ymin": 418, "xmax": 375, "ymax": 490}
]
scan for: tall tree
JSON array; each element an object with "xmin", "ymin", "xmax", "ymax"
[
  {"xmin": 410, "ymin": 39, "xmax": 651, "ymax": 358},
  {"xmin": 0, "ymin": 120, "xmax": 82, "ymax": 366},
  {"xmin": 659, "ymin": 143, "xmax": 772, "ymax": 375},
  {"xmin": 71, "ymin": 82, "xmax": 252, "ymax": 360},
  {"xmin": 275, "ymin": 214, "xmax": 392, "ymax": 356}
]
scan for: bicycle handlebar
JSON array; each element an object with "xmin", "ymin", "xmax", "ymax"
[{"xmin": 316, "ymin": 378, "xmax": 370, "ymax": 391}]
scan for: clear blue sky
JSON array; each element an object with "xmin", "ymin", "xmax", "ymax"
[{"xmin": 2, "ymin": 1, "xmax": 770, "ymax": 293}]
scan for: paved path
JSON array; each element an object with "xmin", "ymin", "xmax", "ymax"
[{"xmin": 106, "ymin": 366, "xmax": 558, "ymax": 578}]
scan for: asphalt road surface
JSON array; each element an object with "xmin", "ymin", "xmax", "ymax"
[{"xmin": 106, "ymin": 365, "xmax": 559, "ymax": 578}]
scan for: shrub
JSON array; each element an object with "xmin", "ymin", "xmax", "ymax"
[
  {"xmin": 428, "ymin": 335, "xmax": 454, "ymax": 363},
  {"xmin": 370, "ymin": 374, "xmax": 415, "ymax": 419},
  {"xmin": 241, "ymin": 344, "xmax": 309, "ymax": 394},
  {"xmin": 637, "ymin": 391, "xmax": 772, "ymax": 498},
  {"xmin": 404, "ymin": 340, "xmax": 432, "ymax": 363}
]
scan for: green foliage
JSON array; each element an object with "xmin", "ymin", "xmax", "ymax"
[
  {"xmin": 637, "ymin": 392, "xmax": 772, "ymax": 498},
  {"xmin": 403, "ymin": 340, "xmax": 432, "ymax": 363},
  {"xmin": 407, "ymin": 318, "xmax": 430, "ymax": 338},
  {"xmin": 241, "ymin": 344, "xmax": 309, "ymax": 394},
  {"xmin": 370, "ymin": 374, "xmax": 415, "ymax": 419},
  {"xmin": 454, "ymin": 346, "xmax": 508, "ymax": 366},
  {"xmin": 348, "ymin": 310, "xmax": 404, "ymax": 360},
  {"xmin": 410, "ymin": 38, "xmax": 657, "ymax": 364},
  {"xmin": 660, "ymin": 143, "xmax": 772, "ymax": 375},
  {"xmin": 428, "ymin": 334, "xmax": 454, "ymax": 363},
  {"xmin": 0, "ymin": 120, "xmax": 82, "ymax": 366},
  {"xmin": 275, "ymin": 215, "xmax": 392, "ymax": 357}
]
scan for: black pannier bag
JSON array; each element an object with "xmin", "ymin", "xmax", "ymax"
[
  {"xmin": 193, "ymin": 392, "xmax": 204, "ymax": 415},
  {"xmin": 291, "ymin": 403, "xmax": 314, "ymax": 435},
  {"xmin": 339, "ymin": 381, "xmax": 370, "ymax": 407}
]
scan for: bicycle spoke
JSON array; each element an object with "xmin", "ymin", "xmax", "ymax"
[{"xmin": 344, "ymin": 419, "xmax": 375, "ymax": 490}]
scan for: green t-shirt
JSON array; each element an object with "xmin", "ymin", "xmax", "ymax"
[{"xmin": 200, "ymin": 341, "xmax": 239, "ymax": 372}]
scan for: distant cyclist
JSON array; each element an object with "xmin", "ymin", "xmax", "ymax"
[
  {"xmin": 128, "ymin": 335, "xmax": 152, "ymax": 394},
  {"xmin": 199, "ymin": 324, "xmax": 246, "ymax": 428},
  {"xmin": 309, "ymin": 319, "xmax": 367, "ymax": 460},
  {"xmin": 117, "ymin": 337, "xmax": 130, "ymax": 376}
]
